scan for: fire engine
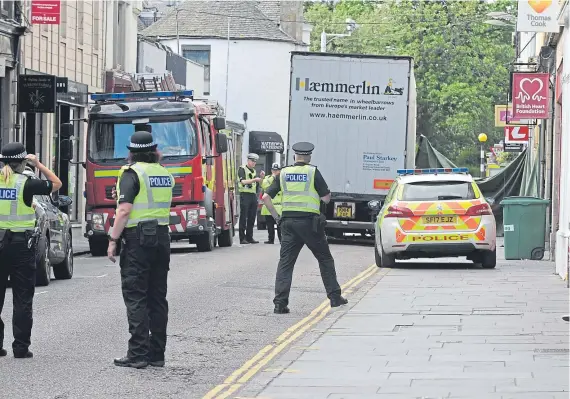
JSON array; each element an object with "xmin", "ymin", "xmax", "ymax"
[{"xmin": 83, "ymin": 87, "xmax": 237, "ymax": 255}]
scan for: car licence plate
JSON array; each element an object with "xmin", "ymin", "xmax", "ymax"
[
  {"xmin": 335, "ymin": 206, "xmax": 353, "ymax": 219},
  {"xmin": 422, "ymin": 215, "xmax": 456, "ymax": 224}
]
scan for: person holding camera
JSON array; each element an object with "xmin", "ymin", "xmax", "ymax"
[
  {"xmin": 107, "ymin": 129, "xmax": 174, "ymax": 369},
  {"xmin": 237, "ymin": 153, "xmax": 264, "ymax": 244},
  {"xmin": 0, "ymin": 143, "xmax": 61, "ymax": 359}
]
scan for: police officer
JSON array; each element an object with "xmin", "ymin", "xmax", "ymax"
[
  {"xmin": 262, "ymin": 142, "xmax": 348, "ymax": 314},
  {"xmin": 0, "ymin": 143, "xmax": 61, "ymax": 358},
  {"xmin": 261, "ymin": 163, "xmax": 282, "ymax": 244},
  {"xmin": 237, "ymin": 153, "xmax": 265, "ymax": 244},
  {"xmin": 107, "ymin": 129, "xmax": 174, "ymax": 369}
]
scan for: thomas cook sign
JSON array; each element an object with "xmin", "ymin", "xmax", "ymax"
[{"xmin": 516, "ymin": 0, "xmax": 561, "ymax": 33}]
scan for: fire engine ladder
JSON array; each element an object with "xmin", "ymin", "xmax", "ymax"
[{"xmin": 134, "ymin": 72, "xmax": 177, "ymax": 92}]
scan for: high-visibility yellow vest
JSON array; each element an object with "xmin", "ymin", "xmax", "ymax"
[
  {"xmin": 261, "ymin": 175, "xmax": 282, "ymax": 216},
  {"xmin": 0, "ymin": 173, "xmax": 36, "ymax": 232},
  {"xmin": 238, "ymin": 165, "xmax": 257, "ymax": 194},
  {"xmin": 280, "ymin": 164, "xmax": 320, "ymax": 214},
  {"xmin": 117, "ymin": 162, "xmax": 174, "ymax": 228}
]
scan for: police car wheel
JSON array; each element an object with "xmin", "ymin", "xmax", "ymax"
[
  {"xmin": 35, "ymin": 237, "xmax": 51, "ymax": 287},
  {"xmin": 480, "ymin": 249, "xmax": 497, "ymax": 269},
  {"xmin": 378, "ymin": 240, "xmax": 395, "ymax": 268}
]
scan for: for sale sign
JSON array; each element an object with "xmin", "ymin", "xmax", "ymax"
[
  {"xmin": 31, "ymin": 0, "xmax": 61, "ymax": 25},
  {"xmin": 512, "ymin": 73, "xmax": 550, "ymax": 119}
]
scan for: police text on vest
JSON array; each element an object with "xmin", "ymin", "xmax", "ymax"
[
  {"xmin": 149, "ymin": 176, "xmax": 172, "ymax": 187},
  {"xmin": 0, "ymin": 189, "xmax": 17, "ymax": 200},
  {"xmin": 285, "ymin": 173, "xmax": 308, "ymax": 182}
]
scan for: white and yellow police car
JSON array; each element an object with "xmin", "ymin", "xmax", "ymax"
[{"xmin": 372, "ymin": 168, "xmax": 497, "ymax": 268}]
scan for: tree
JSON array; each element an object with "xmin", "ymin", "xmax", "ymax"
[{"xmin": 304, "ymin": 0, "xmax": 516, "ymax": 167}]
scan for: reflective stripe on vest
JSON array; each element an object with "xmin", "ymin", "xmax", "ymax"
[
  {"xmin": 238, "ymin": 165, "xmax": 257, "ymax": 193},
  {"xmin": 0, "ymin": 174, "xmax": 36, "ymax": 232},
  {"xmin": 280, "ymin": 165, "xmax": 320, "ymax": 214},
  {"xmin": 117, "ymin": 162, "xmax": 174, "ymax": 228},
  {"xmin": 261, "ymin": 175, "xmax": 282, "ymax": 216}
]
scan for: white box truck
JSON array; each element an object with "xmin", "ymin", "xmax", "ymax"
[{"xmin": 287, "ymin": 52, "xmax": 417, "ymax": 239}]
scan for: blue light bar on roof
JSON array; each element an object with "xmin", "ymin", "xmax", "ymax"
[
  {"xmin": 397, "ymin": 167, "xmax": 469, "ymax": 176},
  {"xmin": 90, "ymin": 90, "xmax": 194, "ymax": 102}
]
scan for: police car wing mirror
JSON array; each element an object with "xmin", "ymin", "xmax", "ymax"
[
  {"xmin": 213, "ymin": 117, "xmax": 226, "ymax": 131},
  {"xmin": 57, "ymin": 195, "xmax": 73, "ymax": 207},
  {"xmin": 485, "ymin": 197, "xmax": 495, "ymax": 206},
  {"xmin": 215, "ymin": 132, "xmax": 228, "ymax": 154}
]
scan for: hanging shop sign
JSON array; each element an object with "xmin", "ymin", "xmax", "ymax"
[
  {"xmin": 512, "ymin": 72, "xmax": 550, "ymax": 119},
  {"xmin": 18, "ymin": 74, "xmax": 56, "ymax": 113}
]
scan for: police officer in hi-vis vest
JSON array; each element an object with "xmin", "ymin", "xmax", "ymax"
[
  {"xmin": 262, "ymin": 142, "xmax": 347, "ymax": 314},
  {"xmin": 107, "ymin": 129, "xmax": 174, "ymax": 369},
  {"xmin": 261, "ymin": 163, "xmax": 282, "ymax": 244},
  {"xmin": 237, "ymin": 153, "xmax": 265, "ymax": 244},
  {"xmin": 0, "ymin": 143, "xmax": 61, "ymax": 358}
]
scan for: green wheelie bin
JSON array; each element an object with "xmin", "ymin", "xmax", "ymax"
[{"xmin": 499, "ymin": 196, "xmax": 550, "ymax": 260}]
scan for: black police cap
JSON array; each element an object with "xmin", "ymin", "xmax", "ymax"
[
  {"xmin": 0, "ymin": 142, "xmax": 27, "ymax": 162},
  {"xmin": 127, "ymin": 131, "xmax": 158, "ymax": 152},
  {"xmin": 292, "ymin": 142, "xmax": 314, "ymax": 155}
]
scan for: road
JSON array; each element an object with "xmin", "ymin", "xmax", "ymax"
[{"xmin": 0, "ymin": 231, "xmax": 375, "ymax": 399}]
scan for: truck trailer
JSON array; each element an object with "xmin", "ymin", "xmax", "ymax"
[{"xmin": 287, "ymin": 52, "xmax": 417, "ymax": 239}]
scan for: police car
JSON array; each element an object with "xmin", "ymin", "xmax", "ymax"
[{"xmin": 372, "ymin": 168, "xmax": 497, "ymax": 268}]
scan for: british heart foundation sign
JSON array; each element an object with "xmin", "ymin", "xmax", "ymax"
[
  {"xmin": 512, "ymin": 72, "xmax": 550, "ymax": 119},
  {"xmin": 31, "ymin": 0, "xmax": 61, "ymax": 25}
]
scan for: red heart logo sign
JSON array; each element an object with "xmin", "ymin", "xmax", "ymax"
[{"xmin": 515, "ymin": 77, "xmax": 546, "ymax": 104}]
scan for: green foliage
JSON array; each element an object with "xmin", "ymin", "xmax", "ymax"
[{"xmin": 304, "ymin": 0, "xmax": 516, "ymax": 168}]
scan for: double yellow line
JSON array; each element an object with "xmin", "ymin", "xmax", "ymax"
[{"xmin": 202, "ymin": 263, "xmax": 387, "ymax": 399}]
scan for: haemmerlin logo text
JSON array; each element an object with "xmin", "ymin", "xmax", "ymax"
[{"xmin": 295, "ymin": 77, "xmax": 405, "ymax": 96}]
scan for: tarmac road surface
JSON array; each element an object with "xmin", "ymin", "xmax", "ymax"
[{"xmin": 0, "ymin": 231, "xmax": 376, "ymax": 399}]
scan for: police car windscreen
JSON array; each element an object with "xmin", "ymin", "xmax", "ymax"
[
  {"xmin": 402, "ymin": 181, "xmax": 476, "ymax": 201},
  {"xmin": 89, "ymin": 119, "xmax": 198, "ymax": 161}
]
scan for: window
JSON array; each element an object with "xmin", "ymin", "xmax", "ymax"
[
  {"xmin": 1, "ymin": 0, "xmax": 13, "ymax": 18},
  {"xmin": 60, "ymin": 2, "xmax": 67, "ymax": 38},
  {"xmin": 77, "ymin": 0, "xmax": 84, "ymax": 45},
  {"xmin": 200, "ymin": 118, "xmax": 211, "ymax": 156},
  {"xmin": 400, "ymin": 181, "xmax": 476, "ymax": 201},
  {"xmin": 88, "ymin": 118, "xmax": 198, "ymax": 162},
  {"xmin": 183, "ymin": 45, "xmax": 211, "ymax": 95},
  {"xmin": 93, "ymin": 1, "xmax": 100, "ymax": 50}
]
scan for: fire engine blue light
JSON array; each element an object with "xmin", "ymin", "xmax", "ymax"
[
  {"xmin": 90, "ymin": 90, "xmax": 194, "ymax": 102},
  {"xmin": 397, "ymin": 167, "xmax": 469, "ymax": 175}
]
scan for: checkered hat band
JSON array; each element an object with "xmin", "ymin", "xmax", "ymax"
[
  {"xmin": 1, "ymin": 151, "xmax": 27, "ymax": 159},
  {"xmin": 294, "ymin": 151, "xmax": 311, "ymax": 155},
  {"xmin": 129, "ymin": 141, "xmax": 156, "ymax": 148}
]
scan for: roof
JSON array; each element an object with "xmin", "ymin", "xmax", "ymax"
[
  {"xmin": 141, "ymin": 1, "xmax": 299, "ymax": 44},
  {"xmin": 398, "ymin": 173, "xmax": 474, "ymax": 184}
]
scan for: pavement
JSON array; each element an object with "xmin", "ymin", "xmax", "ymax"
[
  {"xmin": 235, "ymin": 241, "xmax": 570, "ymax": 399},
  {"xmin": 0, "ymin": 229, "xmax": 376, "ymax": 399}
]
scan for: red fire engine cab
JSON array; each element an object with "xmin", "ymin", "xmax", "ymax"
[{"xmin": 84, "ymin": 89, "xmax": 237, "ymax": 255}]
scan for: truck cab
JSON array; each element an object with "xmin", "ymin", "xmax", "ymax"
[{"xmin": 84, "ymin": 90, "xmax": 237, "ymax": 255}]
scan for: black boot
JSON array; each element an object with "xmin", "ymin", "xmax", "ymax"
[
  {"xmin": 13, "ymin": 350, "xmax": 33, "ymax": 359},
  {"xmin": 274, "ymin": 305, "xmax": 290, "ymax": 314},
  {"xmin": 264, "ymin": 240, "xmax": 274, "ymax": 244},
  {"xmin": 330, "ymin": 296, "xmax": 348, "ymax": 307},
  {"xmin": 113, "ymin": 356, "xmax": 148, "ymax": 369},
  {"xmin": 0, "ymin": 348, "xmax": 7, "ymax": 357}
]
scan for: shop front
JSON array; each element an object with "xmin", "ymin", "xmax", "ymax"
[{"xmin": 248, "ymin": 130, "xmax": 284, "ymax": 176}]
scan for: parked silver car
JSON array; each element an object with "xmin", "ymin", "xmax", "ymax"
[{"xmin": 22, "ymin": 170, "xmax": 74, "ymax": 286}]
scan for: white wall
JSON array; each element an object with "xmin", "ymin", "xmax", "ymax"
[
  {"xmin": 186, "ymin": 61, "xmax": 205, "ymax": 97},
  {"xmin": 105, "ymin": 0, "xmax": 141, "ymax": 73},
  {"xmin": 138, "ymin": 41, "xmax": 167, "ymax": 73},
  {"xmin": 159, "ymin": 38, "xmax": 297, "ymax": 161}
]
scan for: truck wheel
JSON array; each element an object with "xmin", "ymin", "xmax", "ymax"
[
  {"xmin": 196, "ymin": 231, "xmax": 214, "ymax": 252},
  {"xmin": 89, "ymin": 237, "xmax": 108, "ymax": 257},
  {"xmin": 481, "ymin": 249, "xmax": 497, "ymax": 269},
  {"xmin": 218, "ymin": 226, "xmax": 233, "ymax": 247}
]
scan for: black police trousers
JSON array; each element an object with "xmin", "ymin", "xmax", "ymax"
[
  {"xmin": 119, "ymin": 226, "xmax": 170, "ymax": 361},
  {"xmin": 239, "ymin": 193, "xmax": 258, "ymax": 242},
  {"xmin": 0, "ymin": 233, "xmax": 36, "ymax": 355},
  {"xmin": 274, "ymin": 217, "xmax": 341, "ymax": 307},
  {"xmin": 265, "ymin": 214, "xmax": 282, "ymax": 243}
]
